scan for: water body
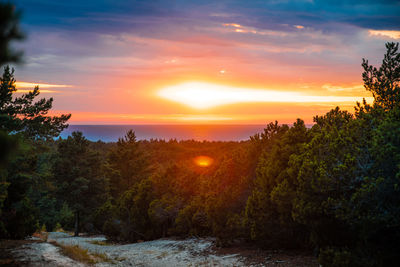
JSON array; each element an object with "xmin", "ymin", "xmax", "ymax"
[{"xmin": 60, "ymin": 125, "xmax": 269, "ymax": 142}]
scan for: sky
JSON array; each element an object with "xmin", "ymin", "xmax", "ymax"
[{"xmin": 12, "ymin": 0, "xmax": 400, "ymax": 124}]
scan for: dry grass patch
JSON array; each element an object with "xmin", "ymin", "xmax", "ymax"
[
  {"xmin": 89, "ymin": 240, "xmax": 111, "ymax": 246},
  {"xmin": 51, "ymin": 241, "xmax": 112, "ymax": 264}
]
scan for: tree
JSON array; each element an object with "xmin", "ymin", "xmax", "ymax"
[
  {"xmin": 53, "ymin": 132, "xmax": 105, "ymax": 236},
  {"xmin": 0, "ymin": 66, "xmax": 71, "ymax": 140},
  {"xmin": 115, "ymin": 178, "xmax": 154, "ymax": 241},
  {"xmin": 245, "ymin": 119, "xmax": 309, "ymax": 248},
  {"xmin": 291, "ymin": 43, "xmax": 400, "ymax": 266},
  {"xmin": 0, "ymin": 67, "xmax": 71, "ymax": 238},
  {"xmin": 205, "ymin": 144, "xmax": 254, "ymax": 245},
  {"xmin": 105, "ymin": 130, "xmax": 148, "ymax": 198},
  {"xmin": 0, "ymin": 2, "xmax": 72, "ymax": 239},
  {"xmin": 291, "ymin": 109, "xmax": 359, "ymax": 251},
  {"xmin": 0, "ymin": 139, "xmax": 39, "ymax": 239},
  {"xmin": 362, "ymin": 42, "xmax": 400, "ymax": 110},
  {"xmin": 0, "ymin": 3, "xmax": 24, "ymax": 233}
]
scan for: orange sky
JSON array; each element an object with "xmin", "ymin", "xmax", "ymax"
[{"xmin": 14, "ymin": 1, "xmax": 400, "ymax": 125}]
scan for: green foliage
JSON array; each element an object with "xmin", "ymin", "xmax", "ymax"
[
  {"xmin": 244, "ymin": 42, "xmax": 400, "ymax": 265},
  {"xmin": 0, "ymin": 66, "xmax": 70, "ymax": 238},
  {"xmin": 0, "ymin": 130, "xmax": 17, "ymax": 165},
  {"xmin": 102, "ymin": 219, "xmax": 121, "ymax": 240},
  {"xmin": 290, "ymin": 108, "xmax": 359, "ymax": 248},
  {"xmin": 148, "ymin": 195, "xmax": 180, "ymax": 237},
  {"xmin": 105, "ymin": 130, "xmax": 148, "ymax": 198},
  {"xmin": 0, "ymin": 131, "xmax": 17, "ymax": 232},
  {"xmin": 0, "ymin": 139, "xmax": 38, "ymax": 239},
  {"xmin": 57, "ymin": 202, "xmax": 74, "ymax": 229},
  {"xmin": 53, "ymin": 131, "xmax": 106, "ymax": 235},
  {"xmin": 53, "ymin": 222, "xmax": 62, "ymax": 232},
  {"xmin": 246, "ymin": 119, "xmax": 309, "ymax": 247},
  {"xmin": 117, "ymin": 178, "xmax": 154, "ymax": 240},
  {"xmin": 204, "ymin": 143, "xmax": 255, "ymax": 243},
  {"xmin": 93, "ymin": 199, "xmax": 116, "ymax": 233}
]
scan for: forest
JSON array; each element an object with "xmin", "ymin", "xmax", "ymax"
[{"xmin": 1, "ymin": 3, "xmax": 400, "ymax": 267}]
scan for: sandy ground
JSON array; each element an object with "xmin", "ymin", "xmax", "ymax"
[
  {"xmin": 4, "ymin": 232, "xmax": 319, "ymax": 266},
  {"xmin": 11, "ymin": 239, "xmax": 86, "ymax": 267},
  {"xmin": 47, "ymin": 232, "xmax": 244, "ymax": 266}
]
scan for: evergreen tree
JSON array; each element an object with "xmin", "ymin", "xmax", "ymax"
[
  {"xmin": 0, "ymin": 66, "xmax": 71, "ymax": 140},
  {"xmin": 362, "ymin": 42, "xmax": 400, "ymax": 110},
  {"xmin": 245, "ymin": 119, "xmax": 309, "ymax": 248},
  {"xmin": 53, "ymin": 132, "xmax": 105, "ymax": 236},
  {"xmin": 105, "ymin": 130, "xmax": 148, "ymax": 199},
  {"xmin": 0, "ymin": 67, "xmax": 71, "ymax": 238}
]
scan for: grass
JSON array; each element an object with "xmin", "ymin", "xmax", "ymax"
[
  {"xmin": 88, "ymin": 240, "xmax": 111, "ymax": 246},
  {"xmin": 51, "ymin": 241, "xmax": 112, "ymax": 265},
  {"xmin": 92, "ymin": 251, "xmax": 113, "ymax": 262},
  {"xmin": 57, "ymin": 244, "xmax": 95, "ymax": 264}
]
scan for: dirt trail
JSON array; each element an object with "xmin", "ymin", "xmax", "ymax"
[
  {"xmin": 4, "ymin": 233, "xmax": 318, "ymax": 266},
  {"xmin": 47, "ymin": 232, "xmax": 244, "ymax": 266}
]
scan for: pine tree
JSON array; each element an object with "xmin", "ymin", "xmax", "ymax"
[{"xmin": 0, "ymin": 66, "xmax": 71, "ymax": 140}]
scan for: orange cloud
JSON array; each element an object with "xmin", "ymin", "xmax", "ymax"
[
  {"xmin": 368, "ymin": 30, "xmax": 400, "ymax": 39},
  {"xmin": 14, "ymin": 82, "xmax": 73, "ymax": 93},
  {"xmin": 15, "ymin": 81, "xmax": 73, "ymax": 88}
]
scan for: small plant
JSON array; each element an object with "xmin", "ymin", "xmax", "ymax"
[
  {"xmin": 41, "ymin": 224, "xmax": 47, "ymax": 233},
  {"xmin": 53, "ymin": 222, "xmax": 64, "ymax": 232},
  {"xmin": 32, "ymin": 223, "xmax": 48, "ymax": 241}
]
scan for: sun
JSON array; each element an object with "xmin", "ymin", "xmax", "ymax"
[
  {"xmin": 194, "ymin": 156, "xmax": 214, "ymax": 167},
  {"xmin": 157, "ymin": 81, "xmax": 373, "ymax": 109}
]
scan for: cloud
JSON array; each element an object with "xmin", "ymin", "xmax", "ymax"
[
  {"xmin": 15, "ymin": 81, "xmax": 73, "ymax": 93},
  {"xmin": 16, "ymin": 81, "xmax": 73, "ymax": 88},
  {"xmin": 16, "ymin": 89, "xmax": 58, "ymax": 93},
  {"xmin": 368, "ymin": 30, "xmax": 400, "ymax": 39},
  {"xmin": 322, "ymin": 84, "xmax": 365, "ymax": 93}
]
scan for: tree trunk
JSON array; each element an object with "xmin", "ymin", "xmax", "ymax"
[{"xmin": 74, "ymin": 211, "xmax": 80, "ymax": 237}]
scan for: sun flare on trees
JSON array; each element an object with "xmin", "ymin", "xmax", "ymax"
[
  {"xmin": 194, "ymin": 156, "xmax": 214, "ymax": 167},
  {"xmin": 157, "ymin": 82, "xmax": 373, "ymax": 109}
]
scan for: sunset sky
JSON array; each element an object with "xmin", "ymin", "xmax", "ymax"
[{"xmin": 13, "ymin": 0, "xmax": 400, "ymax": 124}]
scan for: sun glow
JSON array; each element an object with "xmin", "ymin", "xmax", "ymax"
[
  {"xmin": 157, "ymin": 82, "xmax": 373, "ymax": 109},
  {"xmin": 15, "ymin": 82, "xmax": 73, "ymax": 88},
  {"xmin": 194, "ymin": 156, "xmax": 214, "ymax": 167}
]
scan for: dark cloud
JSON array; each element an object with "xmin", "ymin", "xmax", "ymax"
[{"xmin": 16, "ymin": 0, "xmax": 399, "ymax": 33}]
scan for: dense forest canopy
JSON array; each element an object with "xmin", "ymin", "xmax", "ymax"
[{"xmin": 0, "ymin": 3, "xmax": 400, "ymax": 265}]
